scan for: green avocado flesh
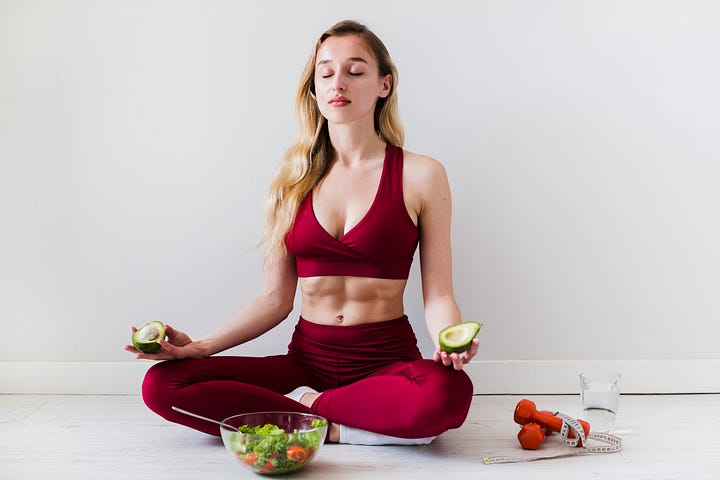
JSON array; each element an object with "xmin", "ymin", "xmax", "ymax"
[
  {"xmin": 132, "ymin": 321, "xmax": 166, "ymax": 353},
  {"xmin": 438, "ymin": 321, "xmax": 482, "ymax": 354}
]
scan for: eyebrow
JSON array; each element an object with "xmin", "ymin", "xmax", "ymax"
[{"xmin": 316, "ymin": 57, "xmax": 369, "ymax": 67}]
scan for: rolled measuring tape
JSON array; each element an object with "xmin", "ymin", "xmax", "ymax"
[{"xmin": 483, "ymin": 412, "xmax": 623, "ymax": 464}]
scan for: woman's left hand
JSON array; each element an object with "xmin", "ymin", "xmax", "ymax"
[
  {"xmin": 433, "ymin": 338, "xmax": 479, "ymax": 371},
  {"xmin": 124, "ymin": 324, "xmax": 202, "ymax": 360}
]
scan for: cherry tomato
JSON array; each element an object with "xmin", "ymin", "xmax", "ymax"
[
  {"xmin": 237, "ymin": 452, "xmax": 258, "ymax": 465},
  {"xmin": 286, "ymin": 445, "xmax": 308, "ymax": 463}
]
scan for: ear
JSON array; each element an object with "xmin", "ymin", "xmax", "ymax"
[{"xmin": 378, "ymin": 74, "xmax": 392, "ymax": 98}]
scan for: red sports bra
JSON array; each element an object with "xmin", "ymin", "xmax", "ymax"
[{"xmin": 285, "ymin": 144, "xmax": 419, "ymax": 279}]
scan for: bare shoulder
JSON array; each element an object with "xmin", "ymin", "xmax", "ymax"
[
  {"xmin": 402, "ymin": 149, "xmax": 451, "ymax": 217},
  {"xmin": 402, "ymin": 149, "xmax": 449, "ymax": 189}
]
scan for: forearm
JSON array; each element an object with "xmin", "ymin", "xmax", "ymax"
[
  {"xmin": 425, "ymin": 294, "xmax": 479, "ymax": 370},
  {"xmin": 424, "ymin": 294, "xmax": 462, "ymax": 350},
  {"xmin": 196, "ymin": 293, "xmax": 293, "ymax": 356}
]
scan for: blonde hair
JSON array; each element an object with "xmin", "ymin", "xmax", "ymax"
[{"xmin": 262, "ymin": 20, "xmax": 404, "ymax": 265}]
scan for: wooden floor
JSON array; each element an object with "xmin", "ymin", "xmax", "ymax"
[{"xmin": 1, "ymin": 394, "xmax": 718, "ymax": 479}]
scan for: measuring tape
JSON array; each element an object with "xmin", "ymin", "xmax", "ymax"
[{"xmin": 482, "ymin": 412, "xmax": 623, "ymax": 464}]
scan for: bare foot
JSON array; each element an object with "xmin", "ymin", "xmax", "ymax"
[{"xmin": 327, "ymin": 422, "xmax": 340, "ymax": 442}]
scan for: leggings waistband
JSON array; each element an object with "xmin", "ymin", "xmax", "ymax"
[
  {"xmin": 297, "ymin": 315, "xmax": 411, "ymax": 339},
  {"xmin": 287, "ymin": 315, "xmax": 422, "ymax": 387}
]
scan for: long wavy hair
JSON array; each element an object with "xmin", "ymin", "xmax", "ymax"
[{"xmin": 262, "ymin": 20, "xmax": 405, "ymax": 265}]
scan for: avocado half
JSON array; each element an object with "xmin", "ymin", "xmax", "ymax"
[
  {"xmin": 438, "ymin": 321, "xmax": 482, "ymax": 354},
  {"xmin": 132, "ymin": 321, "xmax": 166, "ymax": 353}
]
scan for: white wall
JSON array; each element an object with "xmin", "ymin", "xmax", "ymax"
[{"xmin": 1, "ymin": 0, "xmax": 719, "ymax": 393}]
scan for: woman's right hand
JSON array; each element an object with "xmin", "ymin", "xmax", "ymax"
[{"xmin": 123, "ymin": 324, "xmax": 207, "ymax": 360}]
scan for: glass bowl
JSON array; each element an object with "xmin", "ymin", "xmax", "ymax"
[{"xmin": 220, "ymin": 411, "xmax": 328, "ymax": 475}]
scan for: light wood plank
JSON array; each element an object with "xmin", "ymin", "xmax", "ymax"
[{"xmin": 1, "ymin": 394, "xmax": 719, "ymax": 479}]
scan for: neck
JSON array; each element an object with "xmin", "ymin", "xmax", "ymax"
[{"xmin": 328, "ymin": 121, "xmax": 385, "ymax": 164}]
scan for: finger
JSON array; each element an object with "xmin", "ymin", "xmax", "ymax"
[
  {"xmin": 124, "ymin": 345, "xmax": 157, "ymax": 360},
  {"xmin": 134, "ymin": 352, "xmax": 163, "ymax": 360},
  {"xmin": 133, "ymin": 348, "xmax": 174, "ymax": 361},
  {"xmin": 453, "ymin": 352, "xmax": 470, "ymax": 370},
  {"xmin": 130, "ymin": 326, "xmax": 137, "ymax": 333},
  {"xmin": 462, "ymin": 340, "xmax": 480, "ymax": 363},
  {"xmin": 165, "ymin": 325, "xmax": 185, "ymax": 339},
  {"xmin": 164, "ymin": 325, "xmax": 190, "ymax": 346},
  {"xmin": 450, "ymin": 353, "xmax": 463, "ymax": 370},
  {"xmin": 470, "ymin": 338, "xmax": 480, "ymax": 355},
  {"xmin": 157, "ymin": 338, "xmax": 183, "ymax": 358}
]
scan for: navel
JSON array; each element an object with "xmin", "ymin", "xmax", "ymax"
[{"xmin": 335, "ymin": 314, "xmax": 344, "ymax": 324}]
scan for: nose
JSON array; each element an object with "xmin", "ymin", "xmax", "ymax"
[{"xmin": 331, "ymin": 75, "xmax": 346, "ymax": 94}]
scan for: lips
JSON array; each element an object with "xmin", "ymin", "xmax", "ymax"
[{"xmin": 329, "ymin": 96, "xmax": 351, "ymax": 106}]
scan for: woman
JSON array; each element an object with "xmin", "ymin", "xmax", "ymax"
[{"xmin": 125, "ymin": 20, "xmax": 478, "ymax": 445}]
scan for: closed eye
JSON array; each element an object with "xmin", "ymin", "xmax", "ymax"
[{"xmin": 321, "ymin": 72, "xmax": 363, "ymax": 78}]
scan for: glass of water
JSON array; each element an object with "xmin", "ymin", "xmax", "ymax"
[{"xmin": 579, "ymin": 372, "xmax": 621, "ymax": 433}]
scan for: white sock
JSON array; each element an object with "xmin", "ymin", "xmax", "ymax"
[
  {"xmin": 284, "ymin": 386, "xmax": 319, "ymax": 404},
  {"xmin": 338, "ymin": 424, "xmax": 436, "ymax": 446}
]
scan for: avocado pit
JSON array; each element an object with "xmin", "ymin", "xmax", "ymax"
[{"xmin": 132, "ymin": 321, "xmax": 166, "ymax": 353}]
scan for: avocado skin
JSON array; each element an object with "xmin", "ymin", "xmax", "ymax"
[
  {"xmin": 132, "ymin": 321, "xmax": 167, "ymax": 353},
  {"xmin": 133, "ymin": 340, "xmax": 162, "ymax": 354}
]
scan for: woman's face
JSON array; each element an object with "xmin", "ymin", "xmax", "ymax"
[{"xmin": 313, "ymin": 34, "xmax": 392, "ymax": 127}]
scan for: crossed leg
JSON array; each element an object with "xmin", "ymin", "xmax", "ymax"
[
  {"xmin": 306, "ymin": 359, "xmax": 473, "ymax": 442},
  {"xmin": 141, "ymin": 355, "xmax": 323, "ymax": 435},
  {"xmin": 142, "ymin": 356, "xmax": 473, "ymax": 441}
]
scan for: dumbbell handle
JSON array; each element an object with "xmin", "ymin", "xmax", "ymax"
[{"xmin": 514, "ymin": 399, "xmax": 590, "ymax": 440}]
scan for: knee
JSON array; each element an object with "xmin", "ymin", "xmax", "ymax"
[
  {"xmin": 436, "ymin": 368, "xmax": 473, "ymax": 410},
  {"xmin": 141, "ymin": 361, "xmax": 176, "ymax": 415},
  {"xmin": 418, "ymin": 363, "xmax": 474, "ymax": 429}
]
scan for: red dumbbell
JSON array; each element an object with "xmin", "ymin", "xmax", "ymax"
[
  {"xmin": 517, "ymin": 423, "xmax": 545, "ymax": 450},
  {"xmin": 514, "ymin": 399, "xmax": 590, "ymax": 447}
]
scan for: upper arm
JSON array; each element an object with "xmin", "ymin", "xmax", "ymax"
[
  {"xmin": 404, "ymin": 152, "xmax": 455, "ymax": 303},
  {"xmin": 261, "ymin": 250, "xmax": 299, "ymax": 317}
]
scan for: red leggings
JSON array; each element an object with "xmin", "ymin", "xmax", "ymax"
[{"xmin": 142, "ymin": 316, "xmax": 473, "ymax": 438}]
